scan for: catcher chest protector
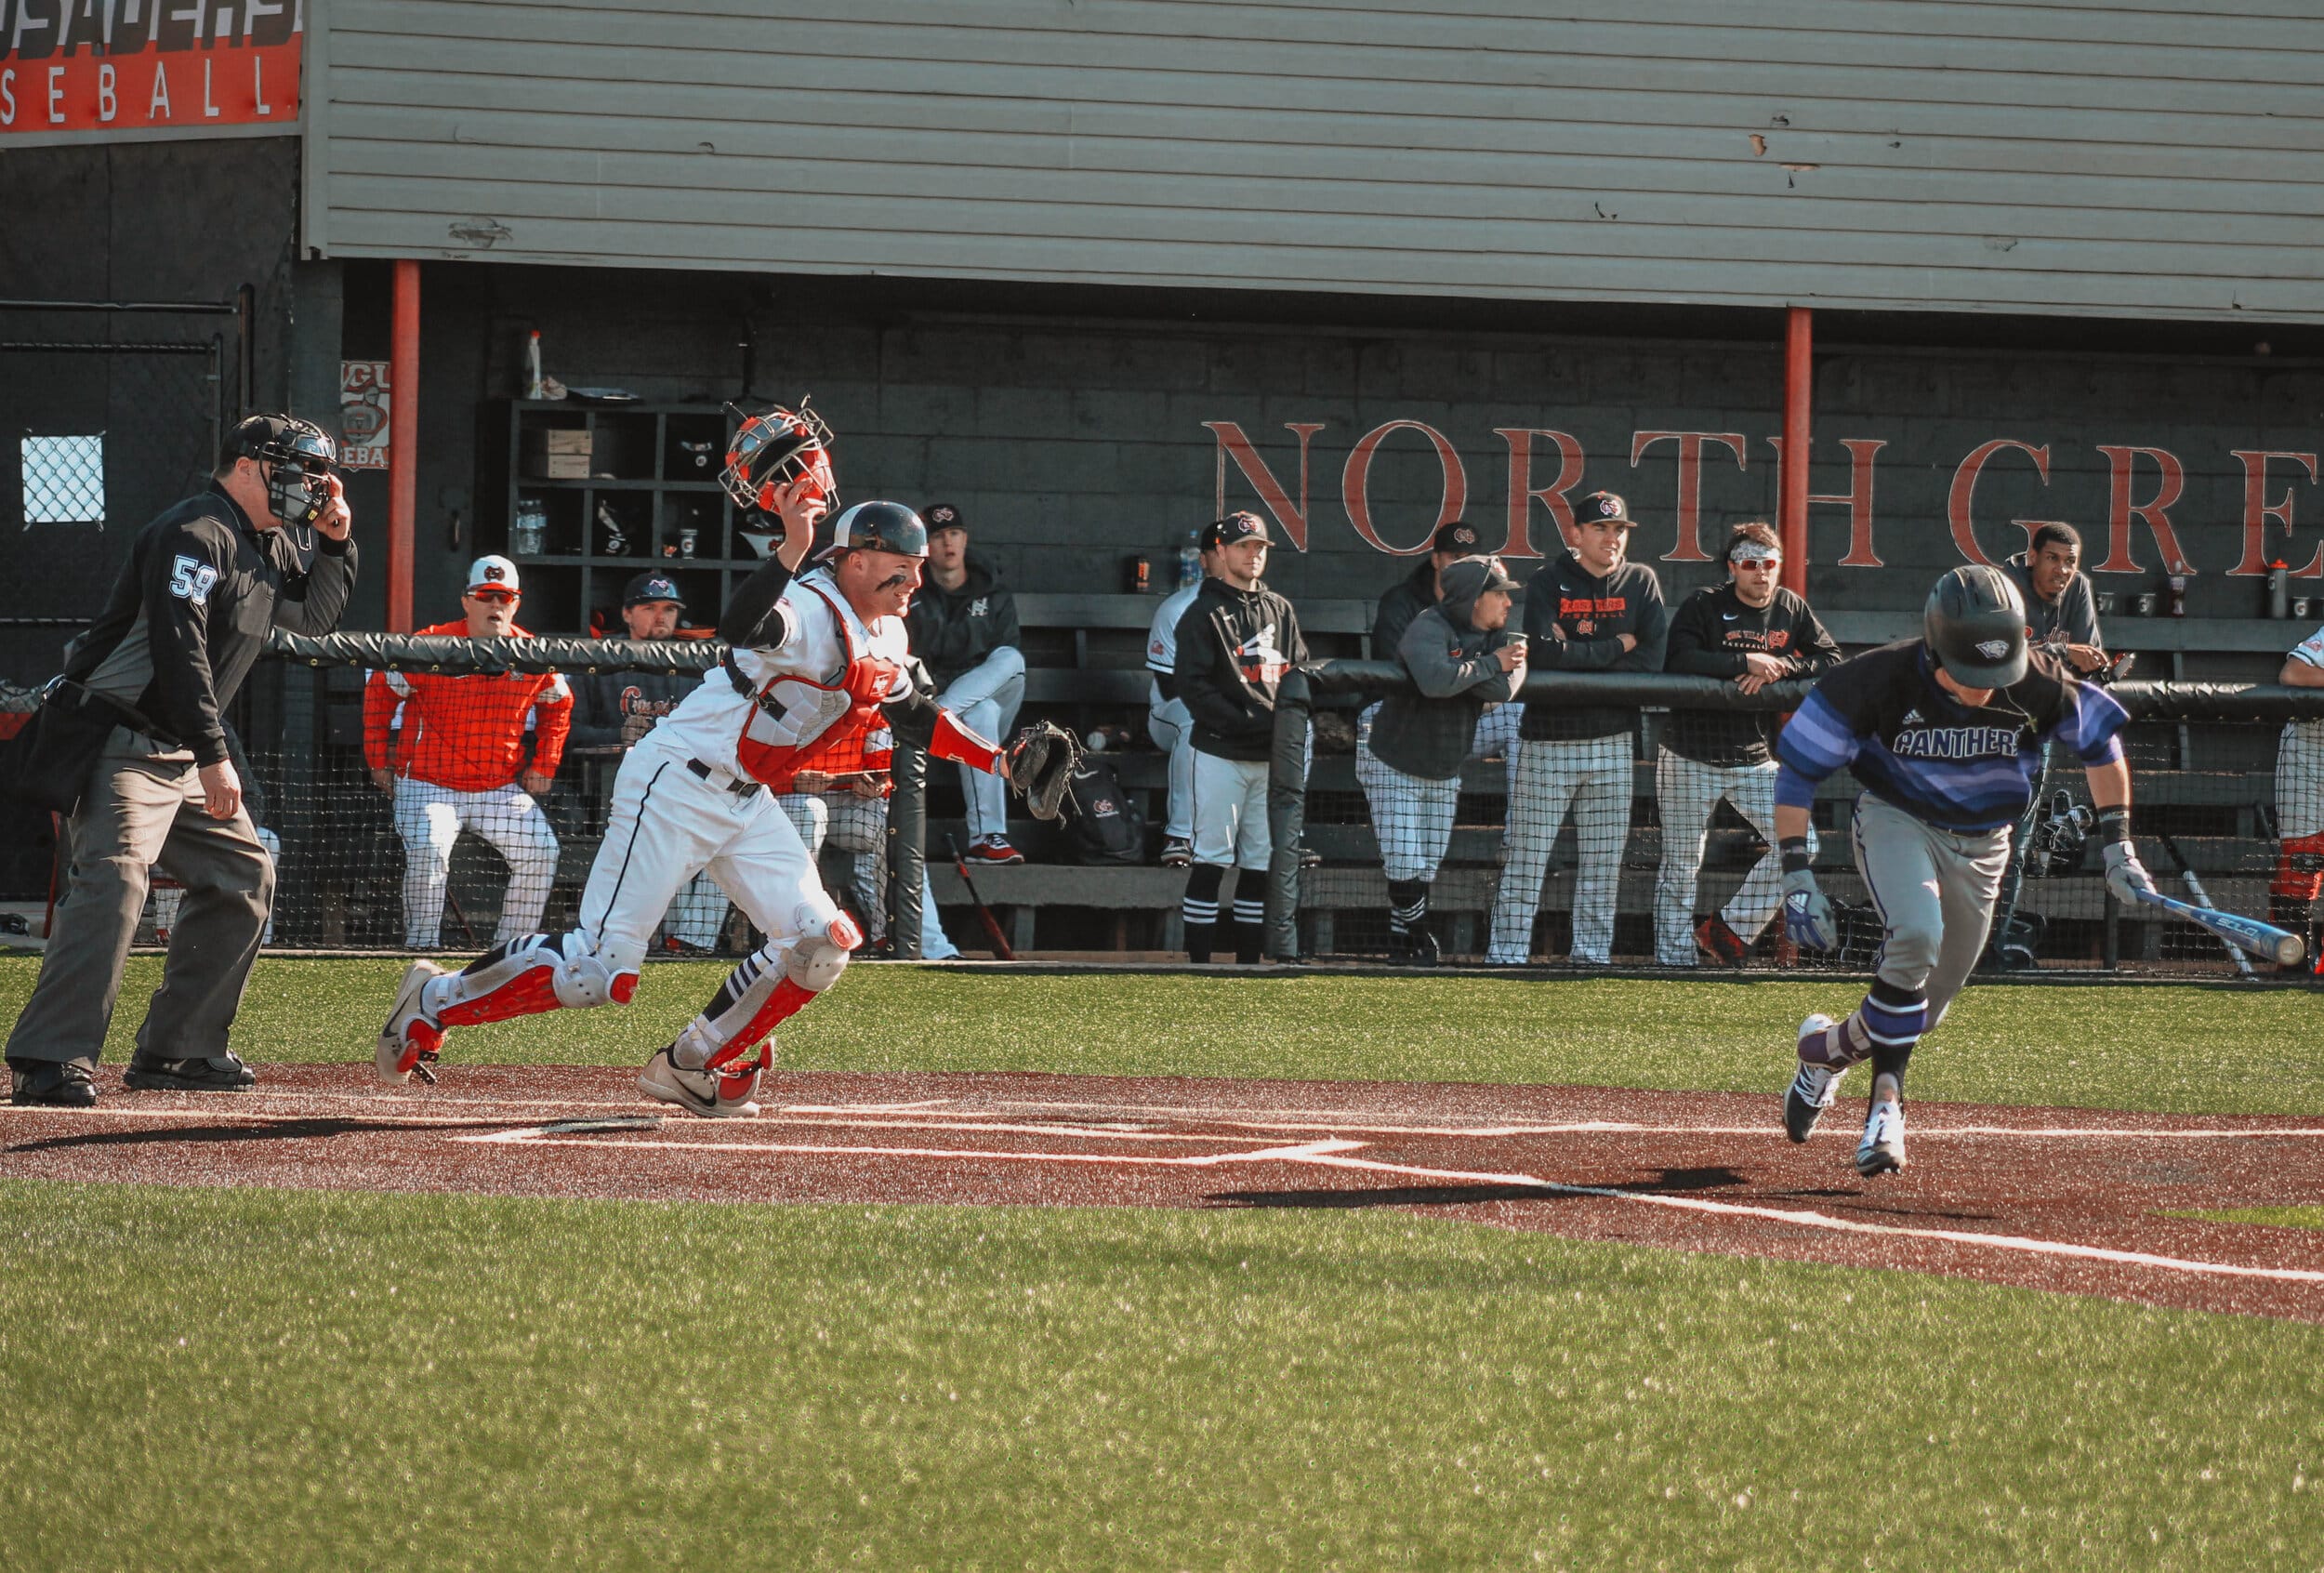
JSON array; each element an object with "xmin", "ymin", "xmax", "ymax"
[{"xmin": 1061, "ymin": 757, "xmax": 1145, "ymax": 865}]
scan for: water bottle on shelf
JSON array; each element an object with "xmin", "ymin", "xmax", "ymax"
[
  {"xmin": 510, "ymin": 496, "xmax": 547, "ymax": 556},
  {"xmin": 1177, "ymin": 528, "xmax": 1201, "ymax": 590}
]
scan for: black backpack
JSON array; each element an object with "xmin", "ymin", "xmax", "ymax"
[{"xmin": 1061, "ymin": 757, "xmax": 1145, "ymax": 865}]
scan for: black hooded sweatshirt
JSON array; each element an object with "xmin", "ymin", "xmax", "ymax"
[
  {"xmin": 1518, "ymin": 551, "xmax": 1668, "ymax": 742},
  {"xmin": 1173, "ymin": 576, "xmax": 1308, "ymax": 761}
]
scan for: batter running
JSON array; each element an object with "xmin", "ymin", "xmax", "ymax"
[
  {"xmin": 376, "ymin": 405, "xmax": 1010, "ymax": 1118},
  {"xmin": 1774, "ymin": 566, "xmax": 2153, "ymax": 1176}
]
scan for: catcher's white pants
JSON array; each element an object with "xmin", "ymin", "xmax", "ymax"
[
  {"xmin": 2278, "ymin": 720, "xmax": 2324, "ymax": 840},
  {"xmin": 776, "ymin": 790, "xmax": 957, "ymax": 958},
  {"xmin": 1191, "ymin": 750, "xmax": 1270, "ymax": 871},
  {"xmin": 576, "ymin": 738, "xmax": 836, "ymax": 974},
  {"xmin": 1489, "ymin": 734, "xmax": 1631, "ymax": 965},
  {"xmin": 392, "ymin": 777, "xmax": 560, "ymax": 949},
  {"xmin": 939, "ymin": 647, "xmax": 1024, "ymax": 842},
  {"xmin": 1650, "ymin": 749, "xmax": 1812, "ymax": 966},
  {"xmin": 1147, "ymin": 693, "xmax": 1195, "ymax": 841}
]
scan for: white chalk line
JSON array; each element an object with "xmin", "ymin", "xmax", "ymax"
[{"xmin": 457, "ymin": 1124, "xmax": 2324, "ymax": 1286}]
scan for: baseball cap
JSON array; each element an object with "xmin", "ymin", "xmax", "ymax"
[
  {"xmin": 1573, "ymin": 491, "xmax": 1636, "ymax": 529},
  {"xmin": 923, "ymin": 502, "xmax": 966, "ymax": 533},
  {"xmin": 1199, "ymin": 511, "xmax": 1271, "ymax": 551},
  {"xmin": 1431, "ymin": 520, "xmax": 1483, "ymax": 555},
  {"xmin": 467, "ymin": 555, "xmax": 521, "ymax": 594},
  {"xmin": 622, "ymin": 571, "xmax": 684, "ymax": 609}
]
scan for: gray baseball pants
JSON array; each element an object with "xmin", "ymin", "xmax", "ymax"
[
  {"xmin": 1850, "ymin": 792, "xmax": 2013, "ymax": 1033},
  {"xmin": 6, "ymin": 728, "xmax": 272, "ymax": 1067}
]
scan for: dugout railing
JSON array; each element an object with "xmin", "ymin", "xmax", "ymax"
[
  {"xmin": 24, "ymin": 630, "xmax": 2318, "ymax": 982},
  {"xmin": 1261, "ymin": 663, "xmax": 2324, "ymax": 977}
]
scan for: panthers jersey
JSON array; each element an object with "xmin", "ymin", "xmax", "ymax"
[{"xmin": 1776, "ymin": 640, "xmax": 2127, "ymax": 832}]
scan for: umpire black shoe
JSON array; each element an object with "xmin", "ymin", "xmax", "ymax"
[
  {"xmin": 122, "ymin": 1051, "xmax": 257, "ymax": 1092},
  {"xmin": 9, "ymin": 1057, "xmax": 98, "ymax": 1108}
]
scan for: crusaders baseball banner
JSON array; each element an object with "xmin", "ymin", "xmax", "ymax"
[{"xmin": 0, "ymin": 1, "xmax": 302, "ymax": 137}]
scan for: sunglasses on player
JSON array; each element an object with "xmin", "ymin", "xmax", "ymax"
[{"xmin": 467, "ymin": 588, "xmax": 520, "ymax": 604}]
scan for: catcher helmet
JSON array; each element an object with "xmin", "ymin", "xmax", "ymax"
[
  {"xmin": 721, "ymin": 401, "xmax": 836, "ymax": 516},
  {"xmin": 1924, "ymin": 564, "xmax": 2028, "ymax": 688},
  {"xmin": 224, "ymin": 414, "xmax": 337, "ymax": 528},
  {"xmin": 821, "ymin": 500, "xmax": 928, "ymax": 562}
]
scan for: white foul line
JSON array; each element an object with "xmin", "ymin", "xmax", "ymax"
[{"xmin": 455, "ymin": 1122, "xmax": 2324, "ymax": 1286}]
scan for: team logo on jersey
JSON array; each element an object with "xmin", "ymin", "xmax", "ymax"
[
  {"xmin": 971, "ymin": 597, "xmax": 989, "ymax": 617},
  {"xmin": 1975, "ymin": 639, "xmax": 2012, "ymax": 659},
  {"xmin": 1235, "ymin": 624, "xmax": 1289, "ymax": 685},
  {"xmin": 1891, "ymin": 722, "xmax": 2026, "ymax": 761}
]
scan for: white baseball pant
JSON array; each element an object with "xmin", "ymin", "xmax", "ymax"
[
  {"xmin": 392, "ymin": 777, "xmax": 560, "ymax": 949},
  {"xmin": 1147, "ymin": 693, "xmax": 1195, "ymax": 841},
  {"xmin": 1356, "ymin": 747, "xmax": 1459, "ymax": 883},
  {"xmin": 938, "ymin": 647, "xmax": 1024, "ymax": 842},
  {"xmin": 1191, "ymin": 750, "xmax": 1270, "ymax": 871},
  {"xmin": 1489, "ymin": 734, "xmax": 1632, "ymax": 965},
  {"xmin": 1650, "ymin": 749, "xmax": 1813, "ymax": 966},
  {"xmin": 580, "ymin": 742, "xmax": 837, "ymax": 972},
  {"xmin": 2278, "ymin": 720, "xmax": 2324, "ymax": 840}
]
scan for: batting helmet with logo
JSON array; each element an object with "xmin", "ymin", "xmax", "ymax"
[{"xmin": 1924, "ymin": 565, "xmax": 2028, "ymax": 688}]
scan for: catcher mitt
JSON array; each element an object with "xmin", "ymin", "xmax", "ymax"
[{"xmin": 1004, "ymin": 721, "xmax": 1082, "ymax": 822}]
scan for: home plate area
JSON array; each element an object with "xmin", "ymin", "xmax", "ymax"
[{"xmin": 5, "ymin": 1065, "xmax": 2322, "ymax": 1324}]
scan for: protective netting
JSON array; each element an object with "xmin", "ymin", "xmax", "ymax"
[
  {"xmin": 1300, "ymin": 668, "xmax": 2324, "ymax": 976},
  {"xmin": 158, "ymin": 633, "xmax": 907, "ymax": 954}
]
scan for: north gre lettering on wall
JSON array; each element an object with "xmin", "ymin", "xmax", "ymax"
[
  {"xmin": 1208, "ymin": 420, "xmax": 2320, "ymax": 577},
  {"xmin": 0, "ymin": 0, "xmax": 301, "ymax": 136}
]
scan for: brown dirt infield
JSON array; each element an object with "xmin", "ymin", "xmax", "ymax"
[{"xmin": 4, "ymin": 1064, "xmax": 2321, "ymax": 1323}]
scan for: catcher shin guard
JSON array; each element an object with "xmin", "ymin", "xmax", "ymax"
[
  {"xmin": 433, "ymin": 932, "xmax": 640, "ymax": 1029},
  {"xmin": 668, "ymin": 912, "xmax": 862, "ymax": 1077}
]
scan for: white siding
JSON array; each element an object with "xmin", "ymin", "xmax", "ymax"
[{"xmin": 314, "ymin": 0, "xmax": 2324, "ymax": 322}]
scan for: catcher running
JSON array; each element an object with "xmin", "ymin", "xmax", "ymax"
[{"xmin": 376, "ymin": 404, "xmax": 1070, "ymax": 1117}]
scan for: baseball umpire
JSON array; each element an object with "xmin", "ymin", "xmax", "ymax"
[
  {"xmin": 5, "ymin": 415, "xmax": 355, "ymax": 1106},
  {"xmin": 1773, "ymin": 566, "xmax": 2148, "ymax": 1176}
]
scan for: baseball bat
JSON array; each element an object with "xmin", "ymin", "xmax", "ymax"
[
  {"xmin": 2129, "ymin": 886, "xmax": 2304, "ymax": 967},
  {"xmin": 943, "ymin": 833, "xmax": 1015, "ymax": 962},
  {"xmin": 2157, "ymin": 830, "xmax": 2254, "ymax": 980}
]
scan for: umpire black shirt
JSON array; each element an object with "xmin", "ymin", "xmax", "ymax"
[{"xmin": 66, "ymin": 482, "xmax": 357, "ymax": 766}]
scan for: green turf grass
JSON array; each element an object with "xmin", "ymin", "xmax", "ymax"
[
  {"xmin": 4, "ymin": 958, "xmax": 2320, "ymax": 1117},
  {"xmin": 2, "ymin": 1178, "xmax": 2317, "ymax": 1570},
  {"xmin": 2169, "ymin": 1207, "xmax": 2324, "ymax": 1231}
]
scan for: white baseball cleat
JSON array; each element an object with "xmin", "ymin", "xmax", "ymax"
[
  {"xmin": 377, "ymin": 960, "xmax": 448, "ymax": 1085},
  {"xmin": 1855, "ymin": 1098, "xmax": 1908, "ymax": 1178},
  {"xmin": 638, "ymin": 1045, "xmax": 763, "ymax": 1119},
  {"xmin": 1784, "ymin": 1012, "xmax": 1843, "ymax": 1143}
]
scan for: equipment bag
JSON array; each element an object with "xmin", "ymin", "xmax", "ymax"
[
  {"xmin": 1060, "ymin": 757, "xmax": 1145, "ymax": 866},
  {"xmin": 0, "ymin": 681, "xmax": 135, "ymax": 818}
]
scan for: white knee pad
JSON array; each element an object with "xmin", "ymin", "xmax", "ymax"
[{"xmin": 784, "ymin": 932, "xmax": 852, "ymax": 992}]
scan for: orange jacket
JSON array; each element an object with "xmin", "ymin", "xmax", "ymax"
[{"xmin": 363, "ymin": 620, "xmax": 573, "ymax": 792}]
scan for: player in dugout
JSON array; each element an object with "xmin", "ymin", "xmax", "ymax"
[
  {"xmin": 364, "ymin": 556, "xmax": 570, "ymax": 950},
  {"xmin": 1773, "ymin": 566, "xmax": 2151, "ymax": 1177},
  {"xmin": 1363, "ymin": 555, "xmax": 1526, "ymax": 961},
  {"xmin": 2269, "ymin": 619, "xmax": 2324, "ymax": 969},
  {"xmin": 1653, "ymin": 522, "xmax": 1842, "ymax": 967},
  {"xmin": 377, "ymin": 404, "xmax": 1022, "ymax": 1118}
]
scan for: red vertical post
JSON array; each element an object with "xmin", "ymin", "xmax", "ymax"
[
  {"xmin": 1779, "ymin": 306, "xmax": 1812, "ymax": 596},
  {"xmin": 388, "ymin": 259, "xmax": 421, "ymax": 633}
]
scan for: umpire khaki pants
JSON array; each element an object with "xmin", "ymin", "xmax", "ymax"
[{"xmin": 5, "ymin": 729, "xmax": 272, "ymax": 1067}]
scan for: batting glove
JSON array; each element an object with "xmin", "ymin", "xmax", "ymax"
[
  {"xmin": 1781, "ymin": 867, "xmax": 1837, "ymax": 951},
  {"xmin": 2102, "ymin": 840, "xmax": 2157, "ymax": 905}
]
